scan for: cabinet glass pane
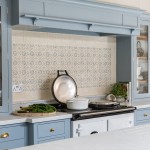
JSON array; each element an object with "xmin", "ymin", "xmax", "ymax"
[
  {"xmin": 136, "ymin": 25, "xmax": 148, "ymax": 94},
  {"xmin": 0, "ymin": 7, "xmax": 1, "ymax": 106}
]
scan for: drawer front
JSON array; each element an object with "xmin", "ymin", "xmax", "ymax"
[
  {"xmin": 38, "ymin": 136, "xmax": 65, "ymax": 144},
  {"xmin": 0, "ymin": 139, "xmax": 25, "ymax": 150},
  {"xmin": 135, "ymin": 108, "xmax": 150, "ymax": 123},
  {"xmin": 37, "ymin": 121, "xmax": 65, "ymax": 138},
  {"xmin": 0, "ymin": 125, "xmax": 25, "ymax": 143},
  {"xmin": 108, "ymin": 113, "xmax": 134, "ymax": 131}
]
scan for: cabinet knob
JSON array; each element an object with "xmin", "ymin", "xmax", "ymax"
[
  {"xmin": 0, "ymin": 133, "xmax": 9, "ymax": 138},
  {"xmin": 144, "ymin": 114, "xmax": 148, "ymax": 117},
  {"xmin": 50, "ymin": 128, "xmax": 55, "ymax": 132}
]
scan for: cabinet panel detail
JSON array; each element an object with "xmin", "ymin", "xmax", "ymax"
[
  {"xmin": 44, "ymin": 1, "xmax": 122, "ymax": 25},
  {"xmin": 37, "ymin": 121, "xmax": 65, "ymax": 138},
  {"xmin": 0, "ymin": 139, "xmax": 25, "ymax": 150},
  {"xmin": 28, "ymin": 119, "xmax": 70, "ymax": 145},
  {"xmin": 0, "ymin": 125, "xmax": 25, "ymax": 143},
  {"xmin": 38, "ymin": 136, "xmax": 65, "ymax": 144},
  {"xmin": 108, "ymin": 114, "xmax": 134, "ymax": 131},
  {"xmin": 136, "ymin": 24, "xmax": 149, "ymax": 96},
  {"xmin": 11, "ymin": 0, "xmax": 141, "ymax": 35},
  {"xmin": 135, "ymin": 109, "xmax": 150, "ymax": 121},
  {"xmin": 123, "ymin": 14, "xmax": 138, "ymax": 27},
  {"xmin": 19, "ymin": 0, "xmax": 44, "ymax": 16}
]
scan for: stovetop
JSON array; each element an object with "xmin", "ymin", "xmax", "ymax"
[{"xmin": 51, "ymin": 103, "xmax": 136, "ymax": 121}]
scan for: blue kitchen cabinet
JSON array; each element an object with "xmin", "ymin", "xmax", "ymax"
[
  {"xmin": 0, "ymin": 123, "xmax": 28, "ymax": 150},
  {"xmin": 11, "ymin": 0, "xmax": 141, "ymax": 35},
  {"xmin": 133, "ymin": 15, "xmax": 150, "ymax": 100},
  {"xmin": 28, "ymin": 119, "xmax": 70, "ymax": 145},
  {"xmin": 0, "ymin": 0, "xmax": 12, "ymax": 113},
  {"xmin": 116, "ymin": 13, "xmax": 150, "ymax": 101},
  {"xmin": 134, "ymin": 108, "xmax": 150, "ymax": 125}
]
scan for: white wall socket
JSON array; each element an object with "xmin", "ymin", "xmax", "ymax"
[{"xmin": 12, "ymin": 84, "xmax": 23, "ymax": 93}]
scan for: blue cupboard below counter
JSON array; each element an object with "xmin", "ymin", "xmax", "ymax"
[
  {"xmin": 0, "ymin": 113, "xmax": 72, "ymax": 150},
  {"xmin": 28, "ymin": 119, "xmax": 70, "ymax": 145},
  {"xmin": 0, "ymin": 123, "xmax": 28, "ymax": 150},
  {"xmin": 134, "ymin": 108, "xmax": 150, "ymax": 125}
]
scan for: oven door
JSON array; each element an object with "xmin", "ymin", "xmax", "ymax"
[{"xmin": 71, "ymin": 118, "xmax": 107, "ymax": 137}]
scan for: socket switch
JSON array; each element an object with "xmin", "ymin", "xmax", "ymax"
[{"xmin": 12, "ymin": 84, "xmax": 23, "ymax": 93}]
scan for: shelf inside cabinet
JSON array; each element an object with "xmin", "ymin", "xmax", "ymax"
[
  {"xmin": 137, "ymin": 36, "xmax": 148, "ymax": 41},
  {"xmin": 137, "ymin": 80, "xmax": 147, "ymax": 84},
  {"xmin": 138, "ymin": 91, "xmax": 148, "ymax": 94},
  {"xmin": 137, "ymin": 57, "xmax": 148, "ymax": 60}
]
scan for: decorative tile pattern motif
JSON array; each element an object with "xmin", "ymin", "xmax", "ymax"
[{"xmin": 12, "ymin": 30, "xmax": 116, "ymax": 101}]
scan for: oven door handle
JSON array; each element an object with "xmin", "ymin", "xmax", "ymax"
[
  {"xmin": 76, "ymin": 127, "xmax": 83, "ymax": 133},
  {"xmin": 91, "ymin": 131, "xmax": 98, "ymax": 134}
]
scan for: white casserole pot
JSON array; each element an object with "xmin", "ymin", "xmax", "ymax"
[{"xmin": 66, "ymin": 97, "xmax": 89, "ymax": 110}]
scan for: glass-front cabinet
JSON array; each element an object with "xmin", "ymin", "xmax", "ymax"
[
  {"xmin": 0, "ymin": 0, "xmax": 10, "ymax": 113},
  {"xmin": 135, "ymin": 20, "xmax": 150, "ymax": 99}
]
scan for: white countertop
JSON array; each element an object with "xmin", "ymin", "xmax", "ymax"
[
  {"xmin": 132, "ymin": 101, "xmax": 150, "ymax": 109},
  {"xmin": 11, "ymin": 124, "xmax": 150, "ymax": 150},
  {"xmin": 0, "ymin": 112, "xmax": 72, "ymax": 125},
  {"xmin": 0, "ymin": 115, "xmax": 26, "ymax": 125},
  {"xmin": 26, "ymin": 112, "xmax": 72, "ymax": 123}
]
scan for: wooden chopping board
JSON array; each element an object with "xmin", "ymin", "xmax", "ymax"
[{"xmin": 12, "ymin": 111, "xmax": 56, "ymax": 117}]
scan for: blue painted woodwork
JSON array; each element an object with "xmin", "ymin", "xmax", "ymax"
[
  {"xmin": 0, "ymin": 123, "xmax": 28, "ymax": 150},
  {"xmin": 134, "ymin": 108, "xmax": 150, "ymax": 125},
  {"xmin": 38, "ymin": 136, "xmax": 65, "ymax": 144},
  {"xmin": 116, "ymin": 13, "xmax": 150, "ymax": 102},
  {"xmin": 28, "ymin": 119, "xmax": 70, "ymax": 145},
  {"xmin": 0, "ymin": 0, "xmax": 12, "ymax": 113},
  {"xmin": 37, "ymin": 121, "xmax": 65, "ymax": 138},
  {"xmin": 1, "ymin": 139, "xmax": 26, "ymax": 150},
  {"xmin": 133, "ymin": 17, "xmax": 150, "ymax": 100},
  {"xmin": 11, "ymin": 0, "xmax": 142, "ymax": 35}
]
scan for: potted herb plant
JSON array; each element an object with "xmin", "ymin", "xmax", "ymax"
[{"xmin": 110, "ymin": 83, "xmax": 127, "ymax": 102}]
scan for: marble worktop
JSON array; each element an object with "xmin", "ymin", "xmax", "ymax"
[
  {"xmin": 0, "ymin": 112, "xmax": 72, "ymax": 125},
  {"xmin": 132, "ymin": 100, "xmax": 150, "ymax": 109},
  {"xmin": 11, "ymin": 124, "xmax": 150, "ymax": 150}
]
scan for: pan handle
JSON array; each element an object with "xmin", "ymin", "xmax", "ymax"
[{"xmin": 57, "ymin": 70, "xmax": 69, "ymax": 76}]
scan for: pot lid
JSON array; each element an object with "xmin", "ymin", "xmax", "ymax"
[
  {"xmin": 52, "ymin": 70, "xmax": 77, "ymax": 104},
  {"xmin": 90, "ymin": 101, "xmax": 119, "ymax": 106},
  {"xmin": 67, "ymin": 96, "xmax": 89, "ymax": 102}
]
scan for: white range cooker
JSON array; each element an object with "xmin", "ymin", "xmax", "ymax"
[
  {"xmin": 56, "ymin": 103, "xmax": 135, "ymax": 137},
  {"xmin": 52, "ymin": 70, "xmax": 135, "ymax": 137}
]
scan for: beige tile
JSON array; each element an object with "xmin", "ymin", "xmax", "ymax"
[{"xmin": 12, "ymin": 31, "xmax": 116, "ymax": 102}]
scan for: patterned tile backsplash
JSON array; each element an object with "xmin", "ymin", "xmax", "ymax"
[{"xmin": 12, "ymin": 30, "xmax": 116, "ymax": 102}]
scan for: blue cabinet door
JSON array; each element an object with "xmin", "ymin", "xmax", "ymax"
[
  {"xmin": 0, "ymin": 0, "xmax": 11, "ymax": 113},
  {"xmin": 0, "ymin": 123, "xmax": 28, "ymax": 149},
  {"xmin": 116, "ymin": 14, "xmax": 150, "ymax": 102},
  {"xmin": 134, "ymin": 108, "xmax": 150, "ymax": 125},
  {"xmin": 133, "ymin": 15, "xmax": 150, "ymax": 100},
  {"xmin": 28, "ymin": 119, "xmax": 70, "ymax": 145}
]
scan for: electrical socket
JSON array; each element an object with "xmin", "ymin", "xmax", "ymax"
[{"xmin": 12, "ymin": 84, "xmax": 23, "ymax": 93}]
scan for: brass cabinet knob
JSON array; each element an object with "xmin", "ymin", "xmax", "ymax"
[
  {"xmin": 0, "ymin": 133, "xmax": 9, "ymax": 138},
  {"xmin": 50, "ymin": 128, "xmax": 55, "ymax": 132},
  {"xmin": 144, "ymin": 114, "xmax": 148, "ymax": 117}
]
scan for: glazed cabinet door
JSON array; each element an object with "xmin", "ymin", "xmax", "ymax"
[
  {"xmin": 0, "ymin": 0, "xmax": 10, "ymax": 113},
  {"xmin": 134, "ymin": 20, "xmax": 150, "ymax": 99}
]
